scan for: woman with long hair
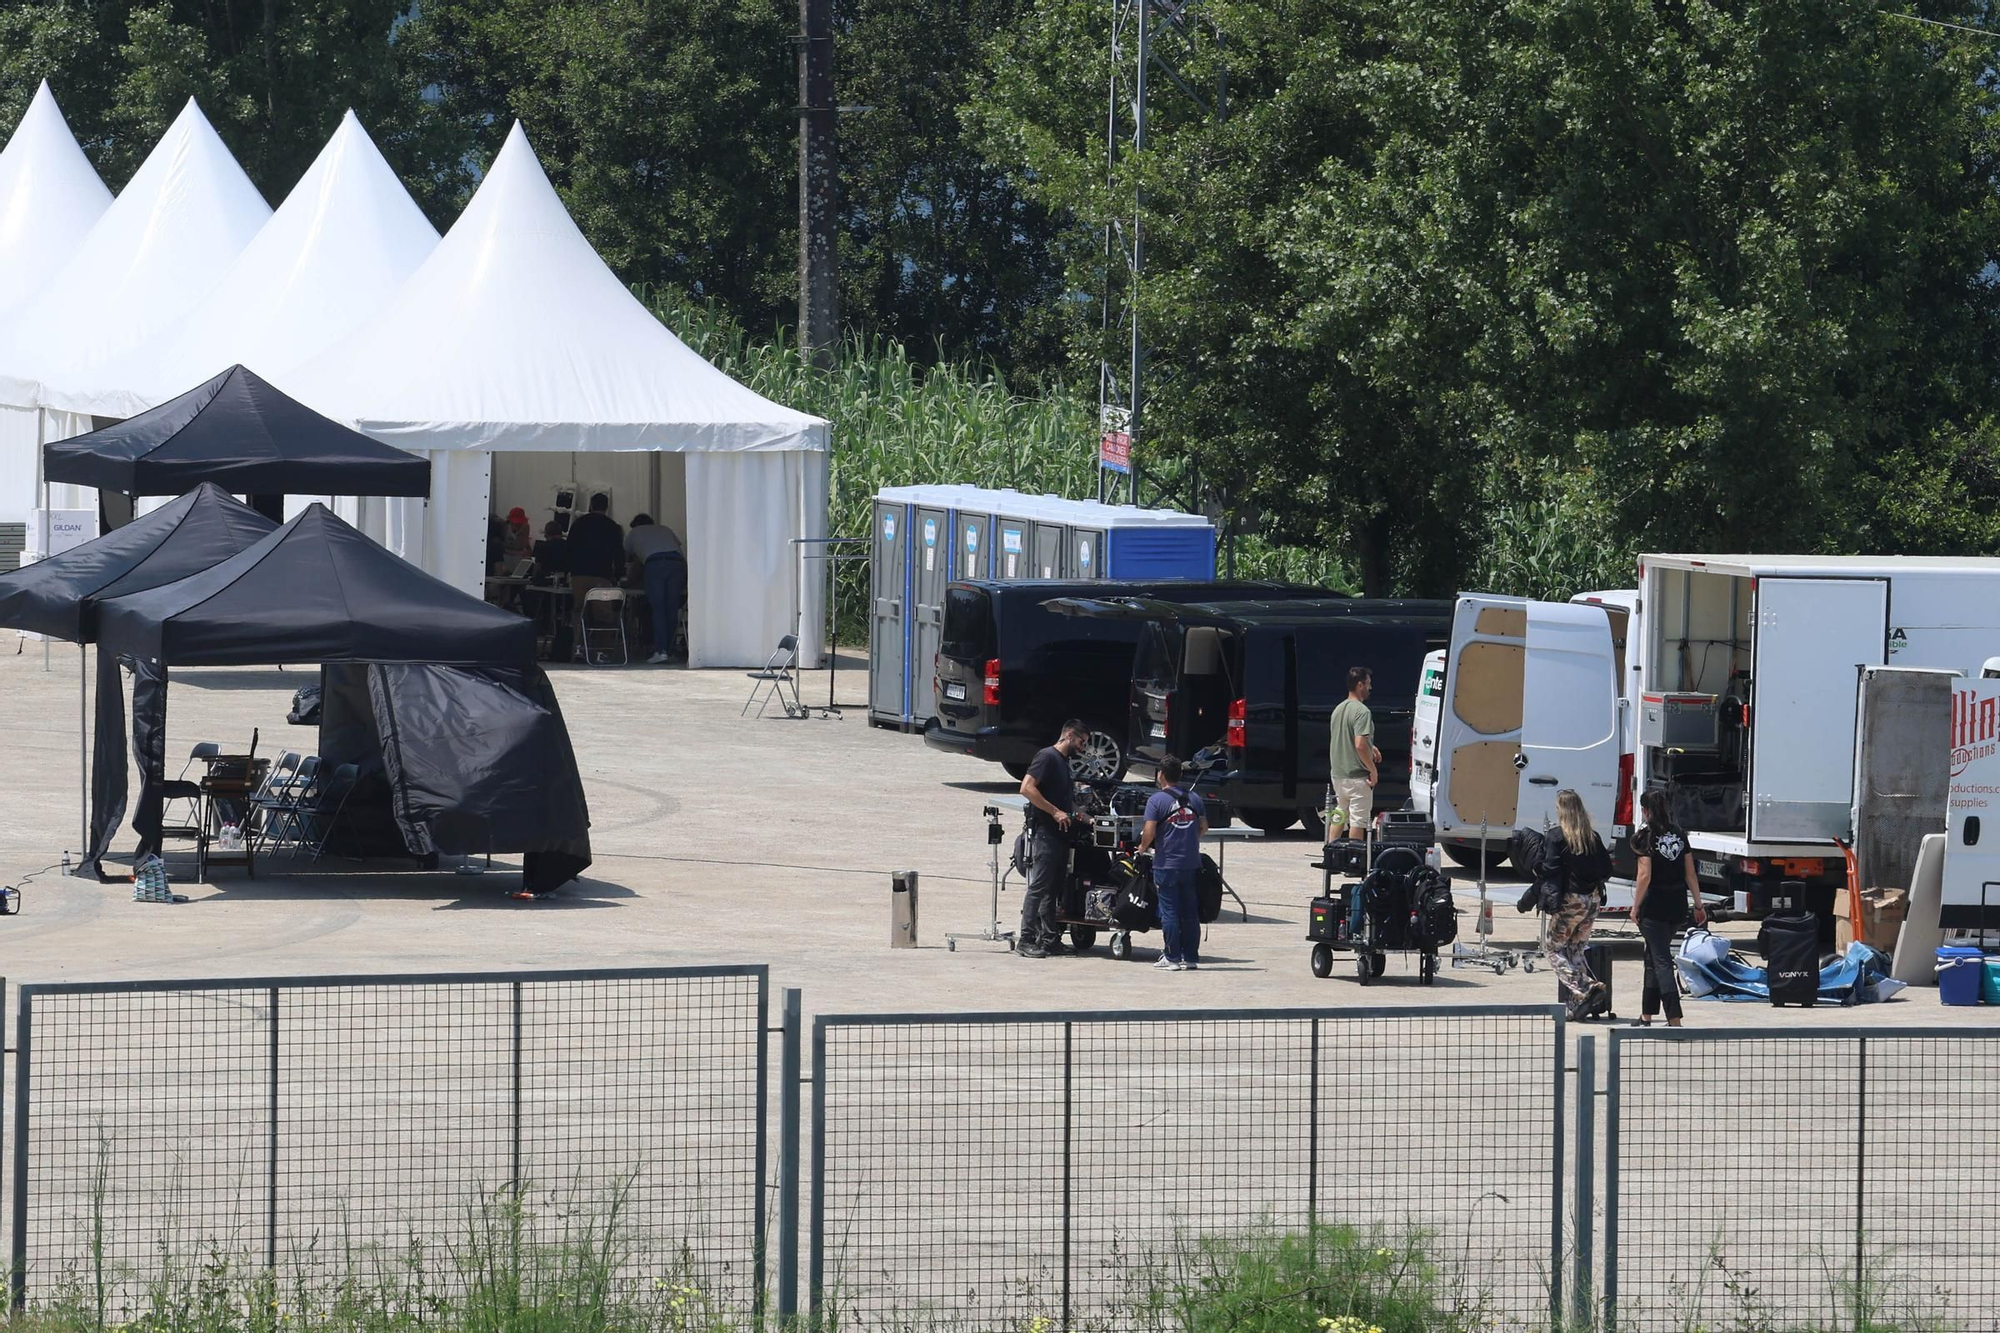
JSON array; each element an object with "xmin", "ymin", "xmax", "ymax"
[
  {"xmin": 1537, "ymin": 789, "xmax": 1612, "ymax": 1018},
  {"xmin": 1629, "ymin": 788, "xmax": 1705, "ymax": 1026}
]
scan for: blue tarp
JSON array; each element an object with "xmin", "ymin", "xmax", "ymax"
[{"xmin": 1678, "ymin": 943, "xmax": 1906, "ymax": 1005}]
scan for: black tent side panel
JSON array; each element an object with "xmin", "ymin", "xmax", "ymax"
[
  {"xmin": 129, "ymin": 660, "xmax": 169, "ymax": 858},
  {"xmin": 81, "ymin": 650, "xmax": 128, "ymax": 879},
  {"xmin": 365, "ymin": 663, "xmax": 591, "ymax": 891},
  {"xmin": 319, "ymin": 665, "xmax": 425, "ymax": 860}
]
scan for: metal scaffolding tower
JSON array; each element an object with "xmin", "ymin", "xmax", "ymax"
[{"xmin": 1098, "ymin": 0, "xmax": 1222, "ymax": 505}]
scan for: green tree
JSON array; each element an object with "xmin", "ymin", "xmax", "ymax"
[
  {"xmin": 835, "ymin": 0, "xmax": 1074, "ymax": 372},
  {"xmin": 975, "ymin": 0, "xmax": 2000, "ymax": 594},
  {"xmin": 0, "ymin": 1, "xmax": 441, "ymax": 203},
  {"xmin": 400, "ymin": 0, "xmax": 799, "ymax": 327}
]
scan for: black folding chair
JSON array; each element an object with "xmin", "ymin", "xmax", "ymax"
[
  {"xmin": 297, "ymin": 763, "xmax": 360, "ymax": 861},
  {"xmin": 742, "ymin": 634, "xmax": 803, "ymax": 719}
]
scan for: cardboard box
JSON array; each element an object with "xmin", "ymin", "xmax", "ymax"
[{"xmin": 1835, "ymin": 887, "xmax": 1908, "ymax": 953}]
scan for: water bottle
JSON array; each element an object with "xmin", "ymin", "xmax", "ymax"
[{"xmin": 61, "ymin": 850, "xmax": 71, "ymax": 877}]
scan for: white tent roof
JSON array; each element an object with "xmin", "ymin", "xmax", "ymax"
[
  {"xmin": 0, "ymin": 98, "xmax": 269, "ymax": 412},
  {"xmin": 0, "ymin": 82, "xmax": 113, "ymax": 320},
  {"xmin": 283, "ymin": 122, "xmax": 827, "ymax": 453},
  {"xmin": 69, "ymin": 110, "xmax": 439, "ymax": 419}
]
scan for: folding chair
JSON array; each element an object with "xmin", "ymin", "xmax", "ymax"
[
  {"xmin": 742, "ymin": 634, "xmax": 804, "ymax": 718},
  {"xmin": 582, "ymin": 587, "xmax": 629, "ymax": 665},
  {"xmin": 253, "ymin": 755, "xmax": 318, "ymax": 855},
  {"xmin": 297, "ymin": 763, "xmax": 360, "ymax": 861},
  {"xmin": 160, "ymin": 741, "xmax": 220, "ymax": 837}
]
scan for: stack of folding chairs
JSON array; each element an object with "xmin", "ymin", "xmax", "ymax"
[{"xmin": 249, "ymin": 754, "xmax": 360, "ymax": 861}]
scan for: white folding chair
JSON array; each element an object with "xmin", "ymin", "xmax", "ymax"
[
  {"xmin": 742, "ymin": 634, "xmax": 803, "ymax": 718},
  {"xmin": 582, "ymin": 587, "xmax": 629, "ymax": 665}
]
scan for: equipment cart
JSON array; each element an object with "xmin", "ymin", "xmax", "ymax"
[{"xmin": 1307, "ymin": 841, "xmax": 1458, "ymax": 985}]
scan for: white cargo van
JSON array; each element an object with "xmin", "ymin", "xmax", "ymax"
[
  {"xmin": 1634, "ymin": 555, "xmax": 2000, "ymax": 916},
  {"xmin": 1418, "ymin": 595, "xmax": 1623, "ymax": 868}
]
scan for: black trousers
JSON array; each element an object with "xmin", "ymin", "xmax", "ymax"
[
  {"xmin": 1639, "ymin": 918, "xmax": 1683, "ymax": 1020},
  {"xmin": 1020, "ymin": 827, "xmax": 1067, "ymax": 945}
]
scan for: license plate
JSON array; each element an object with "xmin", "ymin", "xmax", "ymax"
[
  {"xmin": 1150, "ymin": 724, "xmax": 1167, "ymax": 739},
  {"xmin": 943, "ymin": 682, "xmax": 967, "ymax": 701},
  {"xmin": 1696, "ymin": 859, "xmax": 1725, "ymax": 880}
]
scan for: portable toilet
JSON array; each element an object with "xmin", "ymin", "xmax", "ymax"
[
  {"xmin": 871, "ymin": 484, "xmax": 999, "ymax": 728},
  {"xmin": 1099, "ymin": 503, "xmax": 1216, "ymax": 579}
]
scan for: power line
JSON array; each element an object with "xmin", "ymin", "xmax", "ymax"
[{"xmin": 1879, "ymin": 9, "xmax": 2000, "ymax": 40}]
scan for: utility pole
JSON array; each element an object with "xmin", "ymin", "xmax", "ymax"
[
  {"xmin": 798, "ymin": 0, "xmax": 838, "ymax": 368},
  {"xmin": 1099, "ymin": 0, "xmax": 1222, "ymax": 506}
]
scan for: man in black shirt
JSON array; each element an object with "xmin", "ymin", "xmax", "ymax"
[
  {"xmin": 565, "ymin": 493, "xmax": 624, "ymax": 658},
  {"xmin": 1017, "ymin": 719, "xmax": 1087, "ymax": 957}
]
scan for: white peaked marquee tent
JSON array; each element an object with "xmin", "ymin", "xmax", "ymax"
[
  {"xmin": 0, "ymin": 98, "xmax": 269, "ymax": 519},
  {"xmin": 0, "ymin": 82, "xmax": 112, "ymax": 523},
  {"xmin": 284, "ymin": 123, "xmax": 830, "ymax": 669},
  {"xmin": 59, "ymin": 110, "xmax": 439, "ymax": 420}
]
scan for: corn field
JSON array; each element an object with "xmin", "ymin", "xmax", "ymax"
[
  {"xmin": 643, "ymin": 287, "xmax": 1359, "ymax": 639},
  {"xmin": 645, "ymin": 287, "xmax": 1101, "ymax": 638}
]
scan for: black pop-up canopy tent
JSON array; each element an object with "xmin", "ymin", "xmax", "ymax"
[
  {"xmin": 0, "ymin": 484, "xmax": 276, "ymax": 642},
  {"xmin": 0, "ymin": 484, "xmax": 279, "ymax": 873},
  {"xmin": 93, "ymin": 504, "xmax": 590, "ymax": 892},
  {"xmin": 43, "ymin": 364, "xmax": 431, "ymax": 519}
]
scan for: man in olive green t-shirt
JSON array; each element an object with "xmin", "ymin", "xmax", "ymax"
[{"xmin": 1327, "ymin": 666, "xmax": 1380, "ymax": 841}]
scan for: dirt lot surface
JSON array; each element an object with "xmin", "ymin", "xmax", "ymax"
[{"xmin": 0, "ymin": 642, "xmax": 1959, "ymax": 1030}]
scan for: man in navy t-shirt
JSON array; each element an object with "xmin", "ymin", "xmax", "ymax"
[{"xmin": 1136, "ymin": 756, "xmax": 1209, "ymax": 971}]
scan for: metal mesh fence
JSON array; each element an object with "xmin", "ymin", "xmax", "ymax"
[
  {"xmin": 1607, "ymin": 1028, "xmax": 2000, "ymax": 1333},
  {"xmin": 812, "ymin": 1006, "xmax": 1563, "ymax": 1331},
  {"xmin": 9, "ymin": 968, "xmax": 766, "ymax": 1319}
]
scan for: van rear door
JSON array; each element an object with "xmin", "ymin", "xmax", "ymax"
[
  {"xmin": 1434, "ymin": 596, "xmax": 1620, "ymax": 839},
  {"xmin": 1748, "ymin": 577, "xmax": 1889, "ymax": 841}
]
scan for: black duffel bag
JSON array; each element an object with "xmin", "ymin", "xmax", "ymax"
[{"xmin": 1197, "ymin": 853, "xmax": 1224, "ymax": 924}]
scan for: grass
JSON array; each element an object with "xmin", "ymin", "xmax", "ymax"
[{"xmin": 2, "ymin": 1197, "xmax": 1960, "ymax": 1333}]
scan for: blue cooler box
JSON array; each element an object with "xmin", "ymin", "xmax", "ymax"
[{"xmin": 1937, "ymin": 946, "xmax": 1986, "ymax": 1006}]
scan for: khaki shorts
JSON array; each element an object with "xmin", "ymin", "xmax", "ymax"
[{"xmin": 1331, "ymin": 776, "xmax": 1373, "ymax": 835}]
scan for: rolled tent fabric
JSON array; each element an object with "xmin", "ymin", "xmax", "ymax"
[
  {"xmin": 81, "ymin": 649, "xmax": 128, "ymax": 879},
  {"xmin": 318, "ymin": 664, "xmax": 423, "ymax": 859},
  {"xmin": 364, "ymin": 662, "xmax": 591, "ymax": 891},
  {"xmin": 128, "ymin": 658, "xmax": 169, "ymax": 858}
]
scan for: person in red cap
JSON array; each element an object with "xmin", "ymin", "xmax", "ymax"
[{"xmin": 503, "ymin": 507, "xmax": 534, "ymax": 566}]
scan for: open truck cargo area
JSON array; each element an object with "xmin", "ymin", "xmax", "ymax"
[{"xmin": 1639, "ymin": 554, "xmax": 2000, "ymax": 925}]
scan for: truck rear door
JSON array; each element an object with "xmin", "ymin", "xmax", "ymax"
[
  {"xmin": 1749, "ymin": 577, "xmax": 1888, "ymax": 841},
  {"xmin": 1434, "ymin": 596, "xmax": 1620, "ymax": 838}
]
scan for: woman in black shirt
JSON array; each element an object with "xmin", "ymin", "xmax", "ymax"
[{"xmin": 1630, "ymin": 789, "xmax": 1707, "ymax": 1026}]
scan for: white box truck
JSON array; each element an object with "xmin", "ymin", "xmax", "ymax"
[{"xmin": 1636, "ymin": 555, "xmax": 2000, "ymax": 917}]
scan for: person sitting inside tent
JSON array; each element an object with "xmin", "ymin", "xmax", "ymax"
[
  {"xmin": 626, "ymin": 513, "xmax": 686, "ymax": 664},
  {"xmin": 566, "ymin": 492, "xmax": 624, "ymax": 658}
]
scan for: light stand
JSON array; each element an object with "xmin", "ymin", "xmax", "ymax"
[{"xmin": 945, "ymin": 804, "xmax": 1017, "ymax": 952}]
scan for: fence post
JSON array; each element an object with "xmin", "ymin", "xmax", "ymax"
[
  {"xmin": 1306, "ymin": 1017, "xmax": 1319, "ymax": 1259},
  {"xmin": 777, "ymin": 988, "xmax": 802, "ymax": 1323},
  {"xmin": 1854, "ymin": 1036, "xmax": 1867, "ymax": 1332},
  {"xmin": 9, "ymin": 989, "xmax": 26, "ymax": 1312},
  {"xmin": 1603, "ymin": 1032, "xmax": 1621, "ymax": 1326},
  {"xmin": 510, "ymin": 981, "xmax": 523, "ymax": 1196},
  {"xmin": 753, "ymin": 971, "xmax": 770, "ymax": 1324},
  {"xmin": 266, "ymin": 987, "xmax": 279, "ymax": 1275},
  {"xmin": 1061, "ymin": 1020, "xmax": 1073, "ymax": 1333},
  {"xmin": 807, "ymin": 1018, "xmax": 827, "ymax": 1322},
  {"xmin": 1550, "ymin": 1010, "xmax": 1566, "ymax": 1326},
  {"xmin": 1573, "ymin": 1034, "xmax": 1596, "ymax": 1331}
]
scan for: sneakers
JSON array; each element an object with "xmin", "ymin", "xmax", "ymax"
[
  {"xmin": 1043, "ymin": 940, "xmax": 1069, "ymax": 956},
  {"xmin": 1153, "ymin": 955, "xmax": 1177, "ymax": 971},
  {"xmin": 647, "ymin": 651, "xmax": 671, "ymax": 665},
  {"xmin": 1183, "ymin": 962, "xmax": 1199, "ymax": 971},
  {"xmin": 1016, "ymin": 941, "xmax": 1048, "ymax": 959}
]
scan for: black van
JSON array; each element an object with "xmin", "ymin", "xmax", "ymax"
[
  {"xmin": 925, "ymin": 579, "xmax": 1335, "ymax": 780},
  {"xmin": 1122, "ymin": 598, "xmax": 1451, "ymax": 833}
]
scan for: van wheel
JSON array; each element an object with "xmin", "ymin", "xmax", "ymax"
[
  {"xmin": 1002, "ymin": 761, "xmax": 1029, "ymax": 781},
  {"xmin": 1069, "ymin": 725, "xmax": 1128, "ymax": 782},
  {"xmin": 1443, "ymin": 841, "xmax": 1510, "ymax": 873},
  {"xmin": 1240, "ymin": 808, "xmax": 1299, "ymax": 835}
]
